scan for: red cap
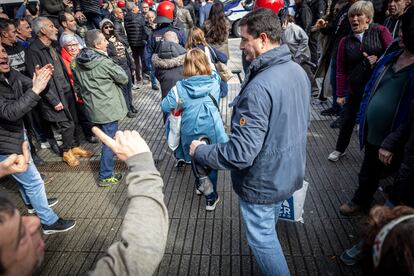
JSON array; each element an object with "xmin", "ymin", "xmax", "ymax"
[
  {"xmin": 117, "ymin": 1, "xmax": 125, "ymax": 8},
  {"xmin": 144, "ymin": 0, "xmax": 154, "ymax": 6},
  {"xmin": 254, "ymin": 0, "xmax": 284, "ymax": 14},
  {"xmin": 156, "ymin": 1, "xmax": 175, "ymax": 23}
]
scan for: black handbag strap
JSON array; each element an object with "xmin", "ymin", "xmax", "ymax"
[{"xmin": 208, "ymin": 93, "xmax": 220, "ymax": 111}]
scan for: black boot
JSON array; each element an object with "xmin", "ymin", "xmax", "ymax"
[
  {"xmin": 49, "ymin": 140, "xmax": 63, "ymax": 156},
  {"xmin": 32, "ymin": 152, "xmax": 45, "ymax": 166}
]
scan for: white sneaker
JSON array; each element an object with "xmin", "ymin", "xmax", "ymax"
[
  {"xmin": 206, "ymin": 196, "xmax": 220, "ymax": 211},
  {"xmin": 195, "ymin": 188, "xmax": 202, "ymax": 195},
  {"xmin": 328, "ymin": 150, "xmax": 345, "ymax": 162},
  {"xmin": 40, "ymin": 142, "xmax": 50, "ymax": 149}
]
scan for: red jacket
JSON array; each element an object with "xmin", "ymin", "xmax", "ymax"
[{"xmin": 61, "ymin": 47, "xmax": 83, "ymax": 104}]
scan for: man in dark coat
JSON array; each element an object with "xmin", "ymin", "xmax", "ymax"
[
  {"xmin": 190, "ymin": 9, "xmax": 310, "ymax": 275},
  {"xmin": 294, "ymin": 0, "xmax": 313, "ymax": 34},
  {"xmin": 152, "ymin": 31, "xmax": 185, "ymax": 102},
  {"xmin": 112, "ymin": 7, "xmax": 129, "ymax": 46},
  {"xmin": 1, "ymin": 18, "xmax": 46, "ymax": 165},
  {"xmin": 39, "ymin": 0, "xmax": 71, "ymax": 27},
  {"xmin": 26, "ymin": 17, "xmax": 91, "ymax": 167},
  {"xmin": 145, "ymin": 1, "xmax": 186, "ymax": 85},
  {"xmin": 73, "ymin": 0, "xmax": 102, "ymax": 29},
  {"xmin": 124, "ymin": 2, "xmax": 148, "ymax": 84},
  {"xmin": 0, "ymin": 41, "xmax": 76, "ymax": 234}
]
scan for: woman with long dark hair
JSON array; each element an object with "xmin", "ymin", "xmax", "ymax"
[
  {"xmin": 202, "ymin": 1, "xmax": 230, "ymax": 57},
  {"xmin": 187, "ymin": 27, "xmax": 229, "ymax": 97}
]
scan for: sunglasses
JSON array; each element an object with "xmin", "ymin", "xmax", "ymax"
[{"xmin": 103, "ymin": 26, "xmax": 114, "ymax": 30}]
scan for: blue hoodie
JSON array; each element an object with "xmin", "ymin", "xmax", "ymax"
[{"xmin": 161, "ymin": 71, "xmax": 228, "ymax": 161}]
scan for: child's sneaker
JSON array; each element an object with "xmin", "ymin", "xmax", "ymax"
[{"xmin": 206, "ymin": 196, "xmax": 220, "ymax": 211}]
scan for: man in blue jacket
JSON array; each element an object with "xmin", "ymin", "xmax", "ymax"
[{"xmin": 190, "ymin": 8, "xmax": 310, "ymax": 276}]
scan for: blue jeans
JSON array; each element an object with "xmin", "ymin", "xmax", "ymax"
[
  {"xmin": 239, "ymin": 200, "xmax": 290, "ymax": 276},
  {"xmin": 0, "ymin": 154, "xmax": 59, "ymax": 225},
  {"xmin": 98, "ymin": 121, "xmax": 118, "ymax": 180},
  {"xmin": 147, "ymin": 62, "xmax": 158, "ymax": 88},
  {"xmin": 206, "ymin": 170, "xmax": 218, "ymax": 201}
]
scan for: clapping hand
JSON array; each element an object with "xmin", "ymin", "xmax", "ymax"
[{"xmin": 32, "ymin": 64, "xmax": 53, "ymax": 95}]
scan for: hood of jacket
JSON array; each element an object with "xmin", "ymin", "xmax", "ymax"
[
  {"xmin": 75, "ymin": 47, "xmax": 107, "ymax": 70},
  {"xmin": 180, "ymin": 74, "xmax": 218, "ymax": 99},
  {"xmin": 157, "ymin": 41, "xmax": 186, "ymax": 59},
  {"xmin": 243, "ymin": 44, "xmax": 292, "ymax": 89},
  {"xmin": 152, "ymin": 53, "xmax": 185, "ymax": 69}
]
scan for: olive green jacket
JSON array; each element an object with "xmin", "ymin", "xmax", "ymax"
[{"xmin": 72, "ymin": 47, "xmax": 128, "ymax": 124}]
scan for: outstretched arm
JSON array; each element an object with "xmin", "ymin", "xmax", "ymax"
[{"xmin": 90, "ymin": 128, "xmax": 169, "ymax": 276}]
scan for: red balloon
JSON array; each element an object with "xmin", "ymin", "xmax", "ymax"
[
  {"xmin": 117, "ymin": 1, "xmax": 126, "ymax": 8},
  {"xmin": 144, "ymin": 0, "xmax": 154, "ymax": 6},
  {"xmin": 254, "ymin": 0, "xmax": 284, "ymax": 14}
]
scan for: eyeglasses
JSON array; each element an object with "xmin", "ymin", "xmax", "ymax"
[{"xmin": 103, "ymin": 26, "xmax": 114, "ymax": 30}]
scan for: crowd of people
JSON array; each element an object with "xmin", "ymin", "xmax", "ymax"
[{"xmin": 0, "ymin": 0, "xmax": 414, "ymax": 275}]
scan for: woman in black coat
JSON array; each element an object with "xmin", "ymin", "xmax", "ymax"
[{"xmin": 100, "ymin": 19, "xmax": 137, "ymax": 118}]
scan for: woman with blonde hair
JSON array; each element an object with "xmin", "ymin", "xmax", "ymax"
[
  {"xmin": 161, "ymin": 48, "xmax": 228, "ymax": 211},
  {"xmin": 186, "ymin": 27, "xmax": 229, "ymax": 97}
]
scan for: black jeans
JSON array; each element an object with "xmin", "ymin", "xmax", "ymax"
[
  {"xmin": 131, "ymin": 46, "xmax": 146, "ymax": 82},
  {"xmin": 51, "ymin": 92, "xmax": 79, "ymax": 152},
  {"xmin": 335, "ymin": 93, "xmax": 362, "ymax": 153},
  {"xmin": 352, "ymin": 143, "xmax": 400, "ymax": 207},
  {"xmin": 76, "ymin": 103, "xmax": 94, "ymax": 139},
  {"xmin": 308, "ymin": 32, "xmax": 319, "ymax": 66},
  {"xmin": 64, "ymin": 92, "xmax": 81, "ymax": 146},
  {"xmin": 121, "ymin": 69, "xmax": 133, "ymax": 111}
]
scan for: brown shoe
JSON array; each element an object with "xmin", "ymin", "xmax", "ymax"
[
  {"xmin": 339, "ymin": 202, "xmax": 362, "ymax": 216},
  {"xmin": 71, "ymin": 147, "xmax": 92, "ymax": 158},
  {"xmin": 63, "ymin": 150, "xmax": 80, "ymax": 167}
]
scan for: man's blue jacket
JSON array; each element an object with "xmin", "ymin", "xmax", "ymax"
[{"xmin": 194, "ymin": 45, "xmax": 311, "ymax": 204}]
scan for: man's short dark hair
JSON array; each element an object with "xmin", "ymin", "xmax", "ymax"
[
  {"xmin": 58, "ymin": 11, "xmax": 71, "ymax": 27},
  {"xmin": 0, "ymin": 194, "xmax": 15, "ymax": 223},
  {"xmin": 0, "ymin": 18, "xmax": 13, "ymax": 36},
  {"xmin": 14, "ymin": 18, "xmax": 28, "ymax": 29},
  {"xmin": 85, "ymin": 29, "xmax": 103, "ymax": 48},
  {"xmin": 0, "ymin": 194, "xmax": 17, "ymax": 274},
  {"xmin": 239, "ymin": 8, "xmax": 282, "ymax": 44}
]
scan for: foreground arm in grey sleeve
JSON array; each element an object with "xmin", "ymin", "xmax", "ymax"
[{"xmin": 90, "ymin": 152, "xmax": 169, "ymax": 276}]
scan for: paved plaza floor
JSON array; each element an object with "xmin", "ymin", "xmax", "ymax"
[{"xmin": 0, "ymin": 39, "xmax": 391, "ymax": 275}]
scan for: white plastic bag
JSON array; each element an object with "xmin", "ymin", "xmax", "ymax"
[
  {"xmin": 279, "ymin": 180, "xmax": 309, "ymax": 223},
  {"xmin": 167, "ymin": 87, "xmax": 181, "ymax": 151}
]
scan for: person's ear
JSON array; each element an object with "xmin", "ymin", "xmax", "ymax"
[
  {"xmin": 40, "ymin": 27, "xmax": 47, "ymax": 36},
  {"xmin": 259, "ymin": 32, "xmax": 268, "ymax": 49}
]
